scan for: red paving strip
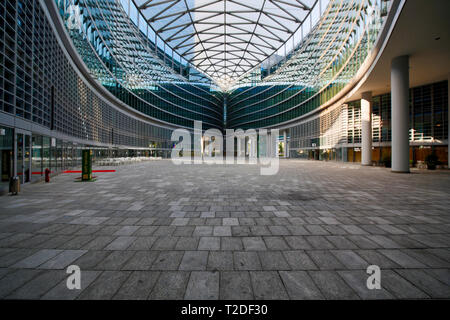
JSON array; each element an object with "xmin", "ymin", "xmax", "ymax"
[{"xmin": 63, "ymin": 170, "xmax": 116, "ymax": 173}]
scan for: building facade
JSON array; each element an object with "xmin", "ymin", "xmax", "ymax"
[{"xmin": 0, "ymin": 0, "xmax": 449, "ymax": 192}]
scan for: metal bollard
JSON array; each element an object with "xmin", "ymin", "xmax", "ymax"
[
  {"xmin": 45, "ymin": 168, "xmax": 51, "ymax": 183},
  {"xmin": 9, "ymin": 176, "xmax": 20, "ymax": 195}
]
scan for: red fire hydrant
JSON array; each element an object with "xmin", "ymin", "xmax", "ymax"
[{"xmin": 45, "ymin": 168, "xmax": 51, "ymax": 183}]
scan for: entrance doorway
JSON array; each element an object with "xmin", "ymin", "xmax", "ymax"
[
  {"xmin": 0, "ymin": 126, "xmax": 14, "ymax": 190},
  {"xmin": 15, "ymin": 130, "xmax": 32, "ymax": 184}
]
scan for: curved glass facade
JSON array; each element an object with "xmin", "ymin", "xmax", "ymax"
[
  {"xmin": 0, "ymin": 0, "xmax": 179, "ymax": 149},
  {"xmin": 51, "ymin": 0, "xmax": 396, "ymax": 133},
  {"xmin": 0, "ymin": 0, "xmax": 398, "ymax": 137},
  {"xmin": 55, "ymin": 0, "xmax": 224, "ymax": 130},
  {"xmin": 227, "ymin": 0, "xmax": 391, "ymax": 129}
]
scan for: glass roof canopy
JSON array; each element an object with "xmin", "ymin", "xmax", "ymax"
[{"xmin": 129, "ymin": 0, "xmax": 320, "ymax": 89}]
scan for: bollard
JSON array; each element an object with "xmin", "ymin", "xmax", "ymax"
[
  {"xmin": 45, "ymin": 168, "xmax": 51, "ymax": 183},
  {"xmin": 9, "ymin": 176, "xmax": 20, "ymax": 195}
]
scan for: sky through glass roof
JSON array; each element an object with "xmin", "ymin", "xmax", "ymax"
[{"xmin": 130, "ymin": 0, "xmax": 320, "ymax": 89}]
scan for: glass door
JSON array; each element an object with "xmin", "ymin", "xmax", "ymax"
[
  {"xmin": 0, "ymin": 127, "xmax": 14, "ymax": 189},
  {"xmin": 24, "ymin": 135, "xmax": 31, "ymax": 183},
  {"xmin": 15, "ymin": 131, "xmax": 32, "ymax": 184},
  {"xmin": 16, "ymin": 133, "xmax": 24, "ymax": 184}
]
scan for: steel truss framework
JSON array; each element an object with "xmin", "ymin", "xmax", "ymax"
[{"xmin": 133, "ymin": 0, "xmax": 318, "ymax": 87}]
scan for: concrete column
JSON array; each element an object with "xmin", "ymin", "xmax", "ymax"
[
  {"xmin": 271, "ymin": 132, "xmax": 277, "ymax": 158},
  {"xmin": 237, "ymin": 136, "xmax": 245, "ymax": 158},
  {"xmin": 391, "ymin": 56, "xmax": 410, "ymax": 173},
  {"xmin": 448, "ymin": 74, "xmax": 450, "ymax": 168},
  {"xmin": 361, "ymin": 92, "xmax": 372, "ymax": 166}
]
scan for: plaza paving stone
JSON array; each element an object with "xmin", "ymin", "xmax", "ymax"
[{"xmin": 0, "ymin": 159, "xmax": 449, "ymax": 299}]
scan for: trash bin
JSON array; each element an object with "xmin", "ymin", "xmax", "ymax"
[{"xmin": 9, "ymin": 176, "xmax": 20, "ymax": 195}]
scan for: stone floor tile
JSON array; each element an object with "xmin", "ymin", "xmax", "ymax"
[
  {"xmin": 148, "ymin": 271, "xmax": 189, "ymax": 300},
  {"xmin": 378, "ymin": 250, "xmax": 427, "ymax": 268},
  {"xmin": 337, "ymin": 270, "xmax": 394, "ymax": 299},
  {"xmin": 221, "ymin": 238, "xmax": 243, "ymax": 251},
  {"xmin": 41, "ymin": 270, "xmax": 101, "ymax": 300},
  {"xmin": 402, "ymin": 249, "xmax": 450, "ymax": 268},
  {"xmin": 151, "ymin": 236, "xmax": 179, "ymax": 250},
  {"xmin": 104, "ymin": 236, "xmax": 136, "ymax": 250},
  {"xmin": 6, "ymin": 269, "xmax": 67, "ymax": 299},
  {"xmin": 355, "ymin": 250, "xmax": 400, "ymax": 269},
  {"xmin": 78, "ymin": 271, "xmax": 131, "ymax": 300},
  {"xmin": 307, "ymin": 250, "xmax": 345, "ymax": 270},
  {"xmin": 72, "ymin": 250, "xmax": 110, "ymax": 269},
  {"xmin": 175, "ymin": 237, "xmax": 199, "ymax": 250},
  {"xmin": 283, "ymin": 250, "xmax": 318, "ymax": 270},
  {"xmin": 198, "ymin": 237, "xmax": 221, "ymax": 250},
  {"xmin": 94, "ymin": 251, "xmax": 135, "ymax": 270},
  {"xmin": 305, "ymin": 236, "xmax": 335, "ymax": 250},
  {"xmin": 380, "ymin": 270, "xmax": 429, "ymax": 299},
  {"xmin": 0, "ymin": 269, "xmax": 43, "ymax": 298},
  {"xmin": 242, "ymin": 237, "xmax": 267, "ymax": 251},
  {"xmin": 279, "ymin": 271, "xmax": 324, "ymax": 299},
  {"xmin": 395, "ymin": 269, "xmax": 450, "ymax": 298},
  {"xmin": 193, "ymin": 226, "xmax": 213, "ymax": 237},
  {"xmin": 121, "ymin": 251, "xmax": 159, "ymax": 271},
  {"xmin": 184, "ymin": 271, "xmax": 219, "ymax": 300},
  {"xmin": 234, "ymin": 251, "xmax": 262, "ymax": 271},
  {"xmin": 207, "ymin": 251, "xmax": 233, "ymax": 271},
  {"xmin": 179, "ymin": 251, "xmax": 208, "ymax": 271},
  {"xmin": 250, "ymin": 271, "xmax": 289, "ymax": 299},
  {"xmin": 422, "ymin": 269, "xmax": 450, "ymax": 286},
  {"xmin": 0, "ymin": 249, "xmax": 39, "ymax": 268},
  {"xmin": 284, "ymin": 236, "xmax": 312, "ymax": 250},
  {"xmin": 12, "ymin": 249, "xmax": 63, "ymax": 268},
  {"xmin": 151, "ymin": 251, "xmax": 184, "ymax": 271},
  {"xmin": 309, "ymin": 271, "xmax": 360, "ymax": 300},
  {"xmin": 263, "ymin": 236, "xmax": 290, "ymax": 250},
  {"xmin": 326, "ymin": 236, "xmax": 359, "ymax": 249},
  {"xmin": 113, "ymin": 271, "xmax": 160, "ymax": 300},
  {"xmin": 127, "ymin": 237, "xmax": 158, "ymax": 250},
  {"xmin": 113, "ymin": 226, "xmax": 140, "ymax": 236},
  {"xmin": 39, "ymin": 250, "xmax": 87, "ymax": 269},
  {"xmin": 223, "ymin": 218, "xmax": 239, "ymax": 226},
  {"xmin": 365, "ymin": 235, "xmax": 402, "ymax": 249},
  {"xmin": 330, "ymin": 250, "xmax": 368, "ymax": 269},
  {"xmin": 213, "ymin": 226, "xmax": 232, "ymax": 237},
  {"xmin": 220, "ymin": 271, "xmax": 253, "ymax": 299},
  {"xmin": 258, "ymin": 251, "xmax": 290, "ymax": 270}
]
